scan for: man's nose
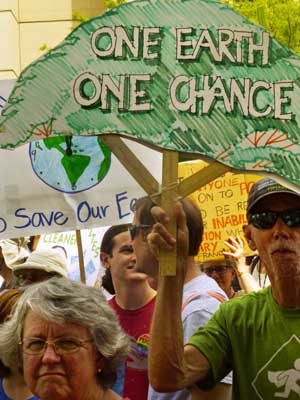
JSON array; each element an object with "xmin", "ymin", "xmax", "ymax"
[{"xmin": 272, "ymin": 217, "xmax": 291, "ymax": 239}]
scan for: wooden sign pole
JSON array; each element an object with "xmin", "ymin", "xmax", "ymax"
[
  {"xmin": 178, "ymin": 161, "xmax": 230, "ymax": 198},
  {"xmin": 159, "ymin": 150, "xmax": 179, "ymax": 276},
  {"xmin": 101, "ymin": 137, "xmax": 231, "ymax": 276},
  {"xmin": 76, "ymin": 229, "xmax": 86, "ymax": 283},
  {"xmin": 101, "ymin": 135, "xmax": 160, "ymax": 195}
]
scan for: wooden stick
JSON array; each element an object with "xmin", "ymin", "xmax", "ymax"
[
  {"xmin": 159, "ymin": 150, "xmax": 179, "ymax": 276},
  {"xmin": 101, "ymin": 135, "xmax": 160, "ymax": 196},
  {"xmin": 31, "ymin": 235, "xmax": 40, "ymax": 251},
  {"xmin": 76, "ymin": 230, "xmax": 86, "ymax": 283},
  {"xmin": 178, "ymin": 161, "xmax": 231, "ymax": 198}
]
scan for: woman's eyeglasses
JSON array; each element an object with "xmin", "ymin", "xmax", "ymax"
[
  {"xmin": 203, "ymin": 266, "xmax": 230, "ymax": 276},
  {"xmin": 20, "ymin": 337, "xmax": 93, "ymax": 356},
  {"xmin": 128, "ymin": 224, "xmax": 152, "ymax": 240},
  {"xmin": 248, "ymin": 209, "xmax": 300, "ymax": 230}
]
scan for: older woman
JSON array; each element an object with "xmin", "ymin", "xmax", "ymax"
[
  {"xmin": 201, "ymin": 258, "xmax": 241, "ymax": 299},
  {"xmin": 0, "ymin": 278, "xmax": 130, "ymax": 400}
]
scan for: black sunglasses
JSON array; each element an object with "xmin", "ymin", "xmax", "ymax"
[
  {"xmin": 249, "ymin": 209, "xmax": 300, "ymax": 230},
  {"xmin": 128, "ymin": 224, "xmax": 152, "ymax": 240}
]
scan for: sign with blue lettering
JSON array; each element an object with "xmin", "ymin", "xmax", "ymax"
[
  {"xmin": 0, "ymin": 135, "xmax": 161, "ymax": 239},
  {"xmin": 0, "ymin": 79, "xmax": 161, "ymax": 238},
  {"xmin": 1, "ymin": 0, "xmax": 300, "ymax": 189}
]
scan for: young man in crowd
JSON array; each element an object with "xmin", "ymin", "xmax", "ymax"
[
  {"xmin": 131, "ymin": 197, "xmax": 232, "ymax": 400},
  {"xmin": 147, "ymin": 178, "xmax": 300, "ymax": 399},
  {"xmin": 100, "ymin": 224, "xmax": 156, "ymax": 400}
]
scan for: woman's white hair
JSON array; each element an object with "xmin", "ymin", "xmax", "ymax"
[{"xmin": 0, "ymin": 277, "xmax": 130, "ymax": 388}]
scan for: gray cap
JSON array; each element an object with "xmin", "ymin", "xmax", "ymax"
[{"xmin": 247, "ymin": 178, "xmax": 300, "ymax": 218}]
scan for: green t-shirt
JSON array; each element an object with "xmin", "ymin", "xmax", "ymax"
[{"xmin": 188, "ymin": 287, "xmax": 300, "ymax": 399}]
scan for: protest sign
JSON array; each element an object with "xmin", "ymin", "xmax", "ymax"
[
  {"xmin": 1, "ymin": 0, "xmax": 300, "ymax": 189},
  {"xmin": 2, "ymin": 0, "xmax": 300, "ymax": 276},
  {"xmin": 37, "ymin": 227, "xmax": 108, "ymax": 287},
  {"xmin": 179, "ymin": 161, "xmax": 261, "ymax": 262},
  {"xmin": 0, "ymin": 134, "xmax": 161, "ymax": 239},
  {"xmin": 0, "ymin": 77, "xmax": 162, "ymax": 239}
]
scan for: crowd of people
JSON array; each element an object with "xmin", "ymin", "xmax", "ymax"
[{"xmin": 0, "ymin": 177, "xmax": 299, "ymax": 400}]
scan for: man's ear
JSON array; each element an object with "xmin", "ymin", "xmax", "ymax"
[
  {"xmin": 100, "ymin": 252, "xmax": 110, "ymax": 269},
  {"xmin": 243, "ymin": 224, "xmax": 257, "ymax": 251}
]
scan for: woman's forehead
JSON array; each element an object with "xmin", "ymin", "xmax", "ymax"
[
  {"xmin": 23, "ymin": 310, "xmax": 88, "ymax": 337},
  {"xmin": 204, "ymin": 259, "xmax": 227, "ymax": 267}
]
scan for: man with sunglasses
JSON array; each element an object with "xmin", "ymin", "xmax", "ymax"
[
  {"xmin": 132, "ymin": 196, "xmax": 232, "ymax": 400},
  {"xmin": 148, "ymin": 178, "xmax": 300, "ymax": 400}
]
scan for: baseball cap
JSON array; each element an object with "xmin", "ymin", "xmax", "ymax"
[
  {"xmin": 0, "ymin": 238, "xmax": 30, "ymax": 268},
  {"xmin": 12, "ymin": 248, "xmax": 68, "ymax": 278},
  {"xmin": 247, "ymin": 178, "xmax": 300, "ymax": 218}
]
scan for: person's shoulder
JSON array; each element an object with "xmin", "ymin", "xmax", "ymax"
[
  {"xmin": 110, "ymin": 294, "xmax": 155, "ymax": 316},
  {"xmin": 209, "ymin": 287, "xmax": 273, "ymax": 332},
  {"xmin": 146, "ymin": 294, "xmax": 156, "ymax": 306},
  {"xmin": 108, "ymin": 295, "xmax": 116, "ymax": 306},
  {"xmin": 136, "ymin": 294, "xmax": 156, "ymax": 314},
  {"xmin": 220, "ymin": 286, "xmax": 270, "ymax": 312},
  {"xmin": 108, "ymin": 296, "xmax": 124, "ymax": 314},
  {"xmin": 185, "ymin": 274, "xmax": 226, "ymax": 295},
  {"xmin": 182, "ymin": 288, "xmax": 226, "ymax": 318},
  {"xmin": 233, "ymin": 286, "xmax": 269, "ymax": 301}
]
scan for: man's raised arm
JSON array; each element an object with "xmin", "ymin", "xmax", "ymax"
[{"xmin": 148, "ymin": 202, "xmax": 211, "ymax": 392}]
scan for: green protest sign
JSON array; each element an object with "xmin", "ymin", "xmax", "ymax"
[{"xmin": 1, "ymin": 0, "xmax": 300, "ymax": 188}]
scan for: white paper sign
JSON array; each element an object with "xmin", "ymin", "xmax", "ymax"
[
  {"xmin": 0, "ymin": 80, "xmax": 162, "ymax": 239},
  {"xmin": 37, "ymin": 227, "xmax": 108, "ymax": 287}
]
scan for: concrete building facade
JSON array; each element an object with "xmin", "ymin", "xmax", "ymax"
[{"xmin": 0, "ymin": 0, "xmax": 105, "ymax": 80}]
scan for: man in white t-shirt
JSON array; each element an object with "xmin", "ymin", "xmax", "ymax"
[{"xmin": 131, "ymin": 196, "xmax": 232, "ymax": 400}]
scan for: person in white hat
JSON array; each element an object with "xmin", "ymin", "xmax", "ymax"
[
  {"xmin": 12, "ymin": 248, "xmax": 68, "ymax": 287},
  {"xmin": 0, "ymin": 238, "xmax": 30, "ymax": 291}
]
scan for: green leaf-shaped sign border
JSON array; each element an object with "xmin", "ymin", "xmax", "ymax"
[{"xmin": 1, "ymin": 0, "xmax": 300, "ymax": 187}]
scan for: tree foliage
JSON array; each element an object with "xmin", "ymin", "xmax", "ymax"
[
  {"xmin": 105, "ymin": 0, "xmax": 300, "ymax": 54},
  {"xmin": 220, "ymin": 0, "xmax": 300, "ymax": 53},
  {"xmin": 104, "ymin": 0, "xmax": 128, "ymax": 10}
]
